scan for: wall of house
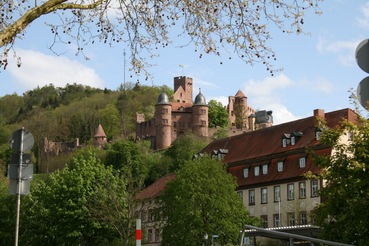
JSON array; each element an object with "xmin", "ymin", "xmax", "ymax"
[{"xmin": 240, "ymin": 180, "xmax": 321, "ymax": 228}]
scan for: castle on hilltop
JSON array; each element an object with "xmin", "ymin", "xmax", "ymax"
[{"xmin": 135, "ymin": 76, "xmax": 273, "ymax": 150}]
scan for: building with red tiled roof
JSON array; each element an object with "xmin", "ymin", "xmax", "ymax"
[
  {"xmin": 136, "ymin": 174, "xmax": 176, "ymax": 245},
  {"xmin": 201, "ymin": 108, "xmax": 357, "ymax": 228}
]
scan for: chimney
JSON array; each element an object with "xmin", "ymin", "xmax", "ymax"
[{"xmin": 314, "ymin": 109, "xmax": 325, "ymax": 125}]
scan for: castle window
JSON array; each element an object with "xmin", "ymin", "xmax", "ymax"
[{"xmin": 201, "ymin": 120, "xmax": 206, "ymax": 126}]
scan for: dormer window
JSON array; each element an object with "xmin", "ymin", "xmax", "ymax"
[
  {"xmin": 262, "ymin": 164, "xmax": 268, "ymax": 175},
  {"xmin": 211, "ymin": 150, "xmax": 218, "ymax": 160},
  {"xmin": 277, "ymin": 161, "xmax": 284, "ymax": 172},
  {"xmin": 291, "ymin": 132, "xmax": 303, "ymax": 146},
  {"xmin": 217, "ymin": 149, "xmax": 228, "ymax": 160},
  {"xmin": 282, "ymin": 134, "xmax": 290, "ymax": 147},
  {"xmin": 299, "ymin": 157, "xmax": 306, "ymax": 168},
  {"xmin": 315, "ymin": 127, "xmax": 322, "ymax": 140},
  {"xmin": 254, "ymin": 166, "xmax": 260, "ymax": 176},
  {"xmin": 243, "ymin": 168, "xmax": 249, "ymax": 178}
]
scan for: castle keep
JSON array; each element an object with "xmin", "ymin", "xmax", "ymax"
[{"xmin": 136, "ymin": 76, "xmax": 208, "ymax": 150}]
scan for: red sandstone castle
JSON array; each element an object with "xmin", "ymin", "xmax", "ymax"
[{"xmin": 135, "ymin": 76, "xmax": 273, "ymax": 150}]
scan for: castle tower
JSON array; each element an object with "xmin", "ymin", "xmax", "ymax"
[
  {"xmin": 155, "ymin": 91, "xmax": 172, "ymax": 149},
  {"xmin": 228, "ymin": 90, "xmax": 255, "ymax": 130},
  {"xmin": 192, "ymin": 89, "xmax": 208, "ymax": 137},
  {"xmin": 173, "ymin": 76, "xmax": 193, "ymax": 103},
  {"xmin": 94, "ymin": 124, "xmax": 107, "ymax": 148}
]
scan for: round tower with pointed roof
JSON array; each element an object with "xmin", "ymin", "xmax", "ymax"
[
  {"xmin": 94, "ymin": 123, "xmax": 107, "ymax": 148},
  {"xmin": 155, "ymin": 91, "xmax": 172, "ymax": 149},
  {"xmin": 192, "ymin": 89, "xmax": 208, "ymax": 137}
]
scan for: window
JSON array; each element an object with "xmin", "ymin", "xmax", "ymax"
[
  {"xmin": 282, "ymin": 138, "xmax": 287, "ymax": 147},
  {"xmin": 277, "ymin": 161, "xmax": 283, "ymax": 172},
  {"xmin": 287, "ymin": 183, "xmax": 294, "ymax": 200},
  {"xmin": 218, "ymin": 149, "xmax": 228, "ymax": 160},
  {"xmin": 299, "ymin": 182, "xmax": 306, "ymax": 199},
  {"xmin": 261, "ymin": 188, "xmax": 268, "ymax": 204},
  {"xmin": 299, "ymin": 157, "xmax": 306, "ymax": 168},
  {"xmin": 274, "ymin": 186, "xmax": 281, "ymax": 202},
  {"xmin": 149, "ymin": 209, "xmax": 155, "ymax": 222},
  {"xmin": 201, "ymin": 120, "xmax": 206, "ymax": 126},
  {"xmin": 262, "ymin": 164, "xmax": 268, "ymax": 175},
  {"xmin": 141, "ymin": 210, "xmax": 147, "ymax": 222},
  {"xmin": 273, "ymin": 214, "xmax": 280, "ymax": 227},
  {"xmin": 299, "ymin": 212, "xmax": 307, "ymax": 225},
  {"xmin": 261, "ymin": 215, "xmax": 268, "ymax": 228},
  {"xmin": 311, "ymin": 180, "xmax": 319, "ymax": 197},
  {"xmin": 287, "ymin": 213, "xmax": 295, "ymax": 226},
  {"xmin": 249, "ymin": 190, "xmax": 255, "ymax": 205},
  {"xmin": 316, "ymin": 130, "xmax": 321, "ymax": 140},
  {"xmin": 254, "ymin": 166, "xmax": 260, "ymax": 176},
  {"xmin": 291, "ymin": 136, "xmax": 296, "ymax": 145},
  {"xmin": 173, "ymin": 122, "xmax": 177, "ymax": 127},
  {"xmin": 155, "ymin": 229, "xmax": 160, "ymax": 242},
  {"xmin": 148, "ymin": 229, "xmax": 153, "ymax": 243},
  {"xmin": 243, "ymin": 168, "xmax": 249, "ymax": 178}
]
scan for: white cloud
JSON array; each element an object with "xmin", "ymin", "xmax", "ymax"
[
  {"xmin": 243, "ymin": 74, "xmax": 300, "ymax": 125},
  {"xmin": 8, "ymin": 49, "xmax": 105, "ymax": 91},
  {"xmin": 208, "ymin": 96, "xmax": 228, "ymax": 107},
  {"xmin": 316, "ymin": 38, "xmax": 359, "ymax": 66},
  {"xmin": 356, "ymin": 2, "xmax": 369, "ymax": 28}
]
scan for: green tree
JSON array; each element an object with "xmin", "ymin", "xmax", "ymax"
[
  {"xmin": 163, "ymin": 132, "xmax": 208, "ymax": 172},
  {"xmin": 160, "ymin": 157, "xmax": 257, "ymax": 246},
  {"xmin": 310, "ymin": 115, "xmax": 369, "ymax": 245},
  {"xmin": 1, "ymin": 0, "xmax": 322, "ymax": 75},
  {"xmin": 20, "ymin": 151, "xmax": 127, "ymax": 245},
  {"xmin": 99, "ymin": 103, "xmax": 121, "ymax": 140},
  {"xmin": 208, "ymin": 100, "xmax": 229, "ymax": 128}
]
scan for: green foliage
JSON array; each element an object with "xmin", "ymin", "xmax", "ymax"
[
  {"xmin": 0, "ymin": 177, "xmax": 17, "ymax": 245},
  {"xmin": 160, "ymin": 157, "xmax": 257, "ymax": 246},
  {"xmin": 212, "ymin": 127, "xmax": 229, "ymax": 140},
  {"xmin": 163, "ymin": 133, "xmax": 209, "ymax": 172},
  {"xmin": 311, "ymin": 116, "xmax": 369, "ymax": 246},
  {"xmin": 20, "ymin": 151, "xmax": 127, "ymax": 245},
  {"xmin": 0, "ymin": 93, "xmax": 24, "ymax": 124},
  {"xmin": 99, "ymin": 103, "xmax": 121, "ymax": 139},
  {"xmin": 208, "ymin": 100, "xmax": 229, "ymax": 128}
]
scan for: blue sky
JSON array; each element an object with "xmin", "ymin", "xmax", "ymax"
[{"xmin": 1, "ymin": 0, "xmax": 369, "ymax": 125}]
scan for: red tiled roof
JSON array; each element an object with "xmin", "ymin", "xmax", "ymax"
[
  {"xmin": 235, "ymin": 90, "xmax": 246, "ymax": 98},
  {"xmin": 201, "ymin": 108, "xmax": 357, "ymax": 187},
  {"xmin": 203, "ymin": 108, "xmax": 356, "ymax": 164},
  {"xmin": 171, "ymin": 102, "xmax": 193, "ymax": 112},
  {"xmin": 136, "ymin": 173, "xmax": 176, "ymax": 200},
  {"xmin": 94, "ymin": 124, "xmax": 107, "ymax": 137}
]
